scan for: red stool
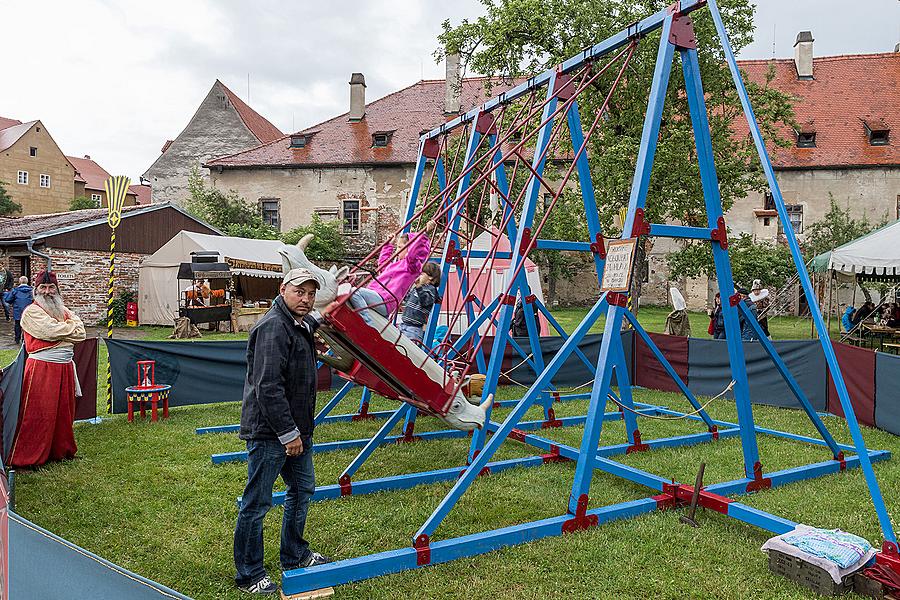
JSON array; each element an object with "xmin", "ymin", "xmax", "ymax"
[{"xmin": 125, "ymin": 360, "xmax": 172, "ymax": 422}]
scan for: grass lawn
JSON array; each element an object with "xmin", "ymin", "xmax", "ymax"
[
  {"xmin": 11, "ymin": 382, "xmax": 900, "ymax": 599},
  {"xmin": 3, "ymin": 311, "xmax": 885, "ymax": 598}
]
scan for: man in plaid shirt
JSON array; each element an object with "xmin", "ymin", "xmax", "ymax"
[{"xmin": 233, "ymin": 268, "xmax": 330, "ymax": 595}]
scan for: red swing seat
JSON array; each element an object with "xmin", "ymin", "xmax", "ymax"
[{"xmin": 321, "ymin": 295, "xmax": 459, "ymax": 418}]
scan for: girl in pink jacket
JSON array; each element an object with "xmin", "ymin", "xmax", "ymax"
[{"xmin": 348, "ymin": 220, "xmax": 437, "ymax": 324}]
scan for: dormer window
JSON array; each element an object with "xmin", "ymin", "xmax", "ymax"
[
  {"xmin": 372, "ymin": 131, "xmax": 394, "ymax": 147},
  {"xmin": 796, "ymin": 131, "xmax": 816, "ymax": 148},
  {"xmin": 863, "ymin": 119, "xmax": 889, "ymax": 146},
  {"xmin": 290, "ymin": 134, "xmax": 309, "ymax": 148}
]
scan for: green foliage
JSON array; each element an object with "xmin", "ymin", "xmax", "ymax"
[
  {"xmin": 0, "ymin": 180, "xmax": 21, "ymax": 216},
  {"xmin": 667, "ymin": 233, "xmax": 794, "ymax": 289},
  {"xmin": 70, "ymin": 195, "xmax": 98, "ymax": 211},
  {"xmin": 281, "ymin": 214, "xmax": 347, "ymax": 262},
  {"xmin": 803, "ymin": 195, "xmax": 884, "ymax": 260},
  {"xmin": 184, "ymin": 167, "xmax": 278, "ymax": 239},
  {"xmin": 110, "ymin": 289, "xmax": 136, "ymax": 327},
  {"xmin": 436, "ymin": 0, "xmax": 796, "ymax": 237}
]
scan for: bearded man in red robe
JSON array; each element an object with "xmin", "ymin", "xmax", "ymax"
[{"xmin": 8, "ymin": 270, "xmax": 85, "ymax": 468}]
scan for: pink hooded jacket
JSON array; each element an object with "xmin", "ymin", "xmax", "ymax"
[{"xmin": 366, "ymin": 231, "xmax": 432, "ymax": 314}]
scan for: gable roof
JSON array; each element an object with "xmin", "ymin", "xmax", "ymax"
[
  {"xmin": 0, "ymin": 121, "xmax": 37, "ymax": 152},
  {"xmin": 0, "ymin": 202, "xmax": 219, "ymax": 243},
  {"xmin": 736, "ymin": 52, "xmax": 899, "ymax": 169},
  {"xmin": 129, "ymin": 184, "xmax": 152, "ymax": 205},
  {"xmin": 0, "ymin": 116, "xmax": 23, "ymax": 130},
  {"xmin": 67, "ymin": 155, "xmax": 138, "ymax": 196},
  {"xmin": 206, "ymin": 77, "xmax": 521, "ymax": 169},
  {"xmin": 217, "ymin": 80, "xmax": 283, "ymax": 144}
]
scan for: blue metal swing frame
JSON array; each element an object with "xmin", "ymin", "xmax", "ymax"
[{"xmin": 257, "ymin": 1, "xmax": 895, "ymax": 593}]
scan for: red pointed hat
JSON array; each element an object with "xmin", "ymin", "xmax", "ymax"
[{"xmin": 34, "ymin": 270, "xmax": 58, "ymax": 286}]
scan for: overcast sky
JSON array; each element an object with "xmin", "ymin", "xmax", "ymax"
[{"xmin": 1, "ymin": 0, "xmax": 897, "ymax": 182}]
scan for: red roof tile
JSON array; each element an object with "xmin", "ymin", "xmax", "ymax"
[
  {"xmin": 129, "ymin": 184, "xmax": 152, "ymax": 205},
  {"xmin": 735, "ymin": 52, "xmax": 899, "ymax": 168},
  {"xmin": 218, "ymin": 80, "xmax": 284, "ymax": 144},
  {"xmin": 67, "ymin": 155, "xmax": 137, "ymax": 196},
  {"xmin": 206, "ymin": 77, "xmax": 521, "ymax": 169},
  {"xmin": 0, "ymin": 116, "xmax": 23, "ymax": 129}
]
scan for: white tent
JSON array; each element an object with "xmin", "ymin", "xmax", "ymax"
[
  {"xmin": 828, "ymin": 220, "xmax": 900, "ymax": 277},
  {"xmin": 138, "ymin": 231, "xmax": 285, "ymax": 325}
]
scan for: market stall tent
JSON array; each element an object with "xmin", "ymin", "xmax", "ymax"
[
  {"xmin": 812, "ymin": 219, "xmax": 900, "ymax": 278},
  {"xmin": 138, "ymin": 231, "xmax": 285, "ymax": 325}
]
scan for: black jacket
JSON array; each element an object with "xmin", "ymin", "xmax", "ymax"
[{"xmin": 239, "ymin": 296, "xmax": 320, "ymax": 445}]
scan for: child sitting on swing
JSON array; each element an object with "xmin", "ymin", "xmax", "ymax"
[
  {"xmin": 348, "ymin": 220, "xmax": 437, "ymax": 323},
  {"xmin": 399, "ymin": 262, "xmax": 441, "ymax": 343}
]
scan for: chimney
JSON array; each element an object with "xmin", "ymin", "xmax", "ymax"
[
  {"xmin": 793, "ymin": 31, "xmax": 814, "ymax": 79},
  {"xmin": 349, "ymin": 73, "xmax": 366, "ymax": 121},
  {"xmin": 444, "ymin": 52, "xmax": 462, "ymax": 115}
]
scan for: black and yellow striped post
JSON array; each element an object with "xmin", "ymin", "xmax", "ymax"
[{"xmin": 104, "ymin": 175, "xmax": 130, "ymax": 413}]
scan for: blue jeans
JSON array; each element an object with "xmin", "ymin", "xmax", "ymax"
[
  {"xmin": 347, "ymin": 288, "xmax": 389, "ymax": 325},
  {"xmin": 398, "ymin": 322, "xmax": 424, "ymax": 343},
  {"xmin": 234, "ymin": 438, "xmax": 315, "ymax": 586}
]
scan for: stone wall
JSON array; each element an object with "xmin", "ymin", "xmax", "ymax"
[
  {"xmin": 0, "ymin": 248, "xmax": 144, "ymax": 325},
  {"xmin": 144, "ymin": 82, "xmax": 263, "ymax": 205},
  {"xmin": 210, "ymin": 164, "xmax": 415, "ymax": 257}
]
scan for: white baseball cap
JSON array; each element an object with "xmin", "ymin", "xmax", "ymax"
[{"xmin": 282, "ymin": 268, "xmax": 320, "ymax": 288}]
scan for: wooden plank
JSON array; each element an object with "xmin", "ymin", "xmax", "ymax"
[{"xmin": 280, "ymin": 587, "xmax": 334, "ymax": 600}]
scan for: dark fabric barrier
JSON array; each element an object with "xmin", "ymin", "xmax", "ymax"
[
  {"xmin": 106, "ymin": 339, "xmax": 332, "ymax": 414},
  {"xmin": 827, "ymin": 342, "xmax": 876, "ymax": 427},
  {"xmin": 875, "ymin": 352, "xmax": 900, "ymax": 436},
  {"xmin": 10, "ymin": 514, "xmax": 191, "ymax": 599},
  {"xmin": 634, "ymin": 332, "xmax": 688, "ymax": 393},
  {"xmin": 0, "ymin": 348, "xmax": 25, "ymax": 461},
  {"xmin": 74, "ymin": 338, "xmax": 98, "ymax": 421},
  {"xmin": 686, "ymin": 339, "xmax": 827, "ymax": 411}
]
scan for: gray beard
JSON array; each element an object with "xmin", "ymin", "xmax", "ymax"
[{"xmin": 34, "ymin": 292, "xmax": 67, "ymax": 321}]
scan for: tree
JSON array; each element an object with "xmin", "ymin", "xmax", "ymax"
[
  {"xmin": 69, "ymin": 195, "xmax": 98, "ymax": 211},
  {"xmin": 667, "ymin": 232, "xmax": 794, "ymax": 291},
  {"xmin": 184, "ymin": 167, "xmax": 278, "ymax": 239},
  {"xmin": 0, "ymin": 180, "xmax": 21, "ymax": 216},
  {"xmin": 282, "ymin": 214, "xmax": 348, "ymax": 263},
  {"xmin": 802, "ymin": 195, "xmax": 884, "ymax": 260},
  {"xmin": 437, "ymin": 0, "xmax": 796, "ymax": 309}
]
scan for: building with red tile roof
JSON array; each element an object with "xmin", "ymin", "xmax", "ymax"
[
  {"xmin": 67, "ymin": 154, "xmax": 138, "ymax": 207},
  {"xmin": 205, "ymin": 70, "xmax": 519, "ymax": 255},
  {"xmin": 142, "ymin": 80, "xmax": 283, "ymax": 204}
]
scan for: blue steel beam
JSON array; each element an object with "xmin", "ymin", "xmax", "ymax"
[
  {"xmin": 648, "ymin": 224, "xmax": 712, "ymax": 240},
  {"xmin": 681, "ymin": 45, "xmax": 760, "ymax": 478},
  {"xmin": 341, "ymin": 404, "xmax": 411, "ymax": 481},
  {"xmin": 314, "ymin": 380, "xmax": 355, "ymax": 425},
  {"xmin": 533, "ymin": 240, "xmax": 593, "ymax": 252},
  {"xmin": 707, "ymin": 0, "xmax": 896, "ymax": 543}
]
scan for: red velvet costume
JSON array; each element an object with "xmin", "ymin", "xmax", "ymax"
[{"xmin": 7, "ymin": 272, "xmax": 85, "ymax": 468}]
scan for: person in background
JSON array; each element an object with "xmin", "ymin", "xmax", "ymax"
[
  {"xmin": 737, "ymin": 287, "xmax": 759, "ymax": 341},
  {"xmin": 708, "ymin": 292, "xmax": 726, "ymax": 339},
  {"xmin": 0, "ymin": 267, "xmax": 13, "ymax": 321},
  {"xmin": 841, "ymin": 305, "xmax": 857, "ymax": 333},
  {"xmin": 399, "ymin": 262, "xmax": 441, "ymax": 343},
  {"xmin": 3, "ymin": 276, "xmax": 33, "ymax": 345},
  {"xmin": 887, "ymin": 303, "xmax": 900, "ymax": 328},
  {"xmin": 7, "ymin": 270, "xmax": 84, "ymax": 468},
  {"xmin": 511, "ymin": 297, "xmax": 539, "ymax": 337},
  {"xmin": 749, "ymin": 279, "xmax": 771, "ymax": 338},
  {"xmin": 664, "ymin": 287, "xmax": 691, "ymax": 336},
  {"xmin": 853, "ymin": 301, "xmax": 876, "ymax": 325}
]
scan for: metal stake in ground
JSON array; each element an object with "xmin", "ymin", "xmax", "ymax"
[
  {"xmin": 680, "ymin": 462, "xmax": 706, "ymax": 528},
  {"xmin": 103, "ymin": 175, "xmax": 131, "ymax": 413}
]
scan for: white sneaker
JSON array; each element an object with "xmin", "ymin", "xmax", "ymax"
[{"xmin": 237, "ymin": 575, "xmax": 277, "ymax": 595}]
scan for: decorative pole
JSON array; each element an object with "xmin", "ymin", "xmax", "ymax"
[{"xmin": 103, "ymin": 175, "xmax": 130, "ymax": 413}]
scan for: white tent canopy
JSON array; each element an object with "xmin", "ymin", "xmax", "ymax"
[
  {"xmin": 139, "ymin": 231, "xmax": 286, "ymax": 325},
  {"xmin": 826, "ymin": 220, "xmax": 900, "ymax": 277}
]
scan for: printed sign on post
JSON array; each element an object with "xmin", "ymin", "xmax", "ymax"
[{"xmin": 600, "ymin": 238, "xmax": 637, "ymax": 292}]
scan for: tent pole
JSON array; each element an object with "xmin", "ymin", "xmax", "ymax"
[{"xmin": 826, "ymin": 271, "xmax": 834, "ymax": 338}]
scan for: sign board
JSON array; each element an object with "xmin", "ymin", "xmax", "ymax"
[{"xmin": 600, "ymin": 238, "xmax": 637, "ymax": 292}]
